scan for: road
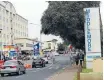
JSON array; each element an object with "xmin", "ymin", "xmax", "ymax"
[{"xmin": 0, "ymin": 54, "xmax": 71, "ymax": 80}]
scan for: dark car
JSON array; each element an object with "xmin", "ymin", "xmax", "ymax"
[{"xmin": 32, "ymin": 58, "xmax": 45, "ymax": 68}]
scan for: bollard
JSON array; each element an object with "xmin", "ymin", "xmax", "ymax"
[{"xmin": 77, "ymin": 65, "xmax": 82, "ymax": 80}]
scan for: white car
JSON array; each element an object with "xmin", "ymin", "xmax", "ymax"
[
  {"xmin": 0, "ymin": 60, "xmax": 26, "ymax": 77},
  {"xmin": 42, "ymin": 57, "xmax": 48, "ymax": 64},
  {"xmin": 32, "ymin": 56, "xmax": 38, "ymax": 59},
  {"xmin": 54, "ymin": 52, "xmax": 59, "ymax": 56}
]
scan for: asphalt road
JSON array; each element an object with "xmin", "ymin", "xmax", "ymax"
[{"xmin": 0, "ymin": 54, "xmax": 71, "ymax": 80}]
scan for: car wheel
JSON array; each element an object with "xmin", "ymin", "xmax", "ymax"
[
  {"xmin": 8, "ymin": 73, "xmax": 12, "ymax": 76},
  {"xmin": 17, "ymin": 69, "xmax": 21, "ymax": 75},
  {"xmin": 1, "ymin": 73, "xmax": 4, "ymax": 77},
  {"xmin": 41, "ymin": 64, "xmax": 44, "ymax": 67},
  {"xmin": 34, "ymin": 65, "xmax": 36, "ymax": 68},
  {"xmin": 44, "ymin": 64, "xmax": 46, "ymax": 67},
  {"xmin": 23, "ymin": 70, "xmax": 26, "ymax": 74},
  {"xmin": 46, "ymin": 62, "xmax": 48, "ymax": 64},
  {"xmin": 32, "ymin": 65, "xmax": 34, "ymax": 68}
]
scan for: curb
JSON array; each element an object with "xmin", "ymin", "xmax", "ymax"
[{"xmin": 46, "ymin": 65, "xmax": 71, "ymax": 80}]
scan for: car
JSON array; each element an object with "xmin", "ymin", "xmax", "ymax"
[
  {"xmin": 53, "ymin": 52, "xmax": 60, "ymax": 56},
  {"xmin": 42, "ymin": 57, "xmax": 48, "ymax": 64},
  {"xmin": 0, "ymin": 60, "xmax": 26, "ymax": 77},
  {"xmin": 32, "ymin": 58, "xmax": 45, "ymax": 68},
  {"xmin": 32, "ymin": 55, "xmax": 38, "ymax": 59}
]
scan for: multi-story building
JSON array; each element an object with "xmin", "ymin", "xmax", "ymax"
[{"xmin": 0, "ymin": 1, "xmax": 28, "ymax": 50}]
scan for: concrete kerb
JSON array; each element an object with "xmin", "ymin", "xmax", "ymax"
[{"xmin": 46, "ymin": 65, "xmax": 77, "ymax": 80}]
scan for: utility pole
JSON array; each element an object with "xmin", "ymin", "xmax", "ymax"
[
  {"xmin": 0, "ymin": 29, "xmax": 2, "ymax": 60},
  {"xmin": 30, "ymin": 23, "xmax": 42, "ymax": 56},
  {"xmin": 99, "ymin": 7, "xmax": 103, "ymax": 57}
]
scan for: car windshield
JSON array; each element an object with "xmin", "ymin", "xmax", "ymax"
[{"xmin": 4, "ymin": 61, "xmax": 17, "ymax": 65}]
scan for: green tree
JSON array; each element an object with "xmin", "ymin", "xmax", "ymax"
[{"xmin": 41, "ymin": 1, "xmax": 100, "ymax": 50}]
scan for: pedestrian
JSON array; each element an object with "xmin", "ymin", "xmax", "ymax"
[
  {"xmin": 79, "ymin": 50, "xmax": 83, "ymax": 66},
  {"xmin": 75, "ymin": 53, "xmax": 79, "ymax": 66},
  {"xmin": 70, "ymin": 53, "xmax": 75, "ymax": 66}
]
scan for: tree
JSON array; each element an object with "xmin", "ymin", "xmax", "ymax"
[{"xmin": 41, "ymin": 1, "xmax": 100, "ymax": 50}]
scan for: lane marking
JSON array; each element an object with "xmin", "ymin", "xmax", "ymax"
[
  {"xmin": 31, "ymin": 64, "xmax": 53, "ymax": 72},
  {"xmin": 55, "ymin": 66, "xmax": 59, "ymax": 69},
  {"xmin": 49, "ymin": 67, "xmax": 52, "ymax": 69}
]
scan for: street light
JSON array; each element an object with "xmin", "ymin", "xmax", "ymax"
[
  {"xmin": 30, "ymin": 23, "xmax": 42, "ymax": 56},
  {"xmin": 29, "ymin": 23, "xmax": 42, "ymax": 43},
  {"xmin": 0, "ymin": 29, "xmax": 3, "ymax": 60}
]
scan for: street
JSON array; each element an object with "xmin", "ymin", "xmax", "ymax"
[{"xmin": 0, "ymin": 54, "xmax": 71, "ymax": 80}]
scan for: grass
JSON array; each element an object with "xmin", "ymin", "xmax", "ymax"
[{"xmin": 82, "ymin": 68, "xmax": 93, "ymax": 73}]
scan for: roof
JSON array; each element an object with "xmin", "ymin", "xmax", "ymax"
[
  {"xmin": 16, "ymin": 14, "xmax": 28, "ymax": 22},
  {"xmin": 14, "ymin": 38, "xmax": 36, "ymax": 41}
]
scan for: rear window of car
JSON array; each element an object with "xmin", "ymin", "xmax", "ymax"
[{"xmin": 4, "ymin": 61, "xmax": 17, "ymax": 65}]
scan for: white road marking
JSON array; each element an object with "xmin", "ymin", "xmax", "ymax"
[
  {"xmin": 31, "ymin": 64, "xmax": 53, "ymax": 72},
  {"xmin": 15, "ymin": 76, "xmax": 22, "ymax": 78},
  {"xmin": 55, "ymin": 66, "xmax": 59, "ymax": 69},
  {"xmin": 49, "ymin": 67, "xmax": 52, "ymax": 69}
]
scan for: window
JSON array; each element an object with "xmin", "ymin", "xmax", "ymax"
[
  {"xmin": 6, "ymin": 10, "xmax": 9, "ymax": 16},
  {"xmin": 0, "ymin": 16, "xmax": 1, "ymax": 20},
  {"xmin": 3, "ymin": 34, "xmax": 6, "ymax": 38},
  {"xmin": 6, "ymin": 19, "xmax": 8, "ymax": 22},
  {"xmin": 7, "ymin": 35, "xmax": 9, "ymax": 38},
  {"xmin": 0, "ymin": 7, "xmax": 1, "ymax": 11},
  {"xmin": 3, "ymin": 17, "xmax": 5, "ymax": 21},
  {"xmin": 26, "ymin": 43, "xmax": 33, "ymax": 47},
  {"xmin": 17, "ymin": 43, "xmax": 24, "ymax": 47}
]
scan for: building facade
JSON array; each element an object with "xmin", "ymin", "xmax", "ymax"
[
  {"xmin": 0, "ymin": 1, "xmax": 28, "ymax": 51},
  {"xmin": 42, "ymin": 40, "xmax": 58, "ymax": 51},
  {"xmin": 14, "ymin": 38, "xmax": 36, "ymax": 54}
]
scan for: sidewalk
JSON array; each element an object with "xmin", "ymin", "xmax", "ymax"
[{"xmin": 48, "ymin": 65, "xmax": 78, "ymax": 80}]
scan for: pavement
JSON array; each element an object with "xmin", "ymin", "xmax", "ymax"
[
  {"xmin": 0, "ymin": 54, "xmax": 76, "ymax": 80},
  {"xmin": 47, "ymin": 66, "xmax": 78, "ymax": 80}
]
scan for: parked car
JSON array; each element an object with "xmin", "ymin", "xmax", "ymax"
[
  {"xmin": 42, "ymin": 57, "xmax": 48, "ymax": 64},
  {"xmin": 0, "ymin": 60, "xmax": 26, "ymax": 77},
  {"xmin": 32, "ymin": 58, "xmax": 45, "ymax": 68},
  {"xmin": 53, "ymin": 52, "xmax": 60, "ymax": 56}
]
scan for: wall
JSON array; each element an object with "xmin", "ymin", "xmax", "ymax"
[{"xmin": 14, "ymin": 38, "xmax": 34, "ymax": 51}]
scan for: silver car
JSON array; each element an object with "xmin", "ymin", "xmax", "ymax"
[{"xmin": 0, "ymin": 60, "xmax": 26, "ymax": 77}]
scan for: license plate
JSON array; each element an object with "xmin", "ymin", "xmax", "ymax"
[{"xmin": 6, "ymin": 67, "xmax": 10, "ymax": 69}]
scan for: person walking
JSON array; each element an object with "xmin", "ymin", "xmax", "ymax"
[
  {"xmin": 79, "ymin": 50, "xmax": 83, "ymax": 66},
  {"xmin": 75, "ymin": 53, "xmax": 79, "ymax": 66}
]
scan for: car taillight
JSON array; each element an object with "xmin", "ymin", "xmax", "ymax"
[
  {"xmin": 10, "ymin": 66, "xmax": 17, "ymax": 68},
  {"xmin": 0, "ymin": 66, "xmax": 5, "ymax": 69}
]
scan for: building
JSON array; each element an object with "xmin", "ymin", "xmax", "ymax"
[
  {"xmin": 14, "ymin": 38, "xmax": 36, "ymax": 54},
  {"xmin": 0, "ymin": 1, "xmax": 28, "ymax": 51},
  {"xmin": 42, "ymin": 40, "xmax": 58, "ymax": 51}
]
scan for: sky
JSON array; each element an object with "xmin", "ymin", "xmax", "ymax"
[
  {"xmin": 1, "ymin": 0, "xmax": 63, "ymax": 43},
  {"xmin": 1, "ymin": 0, "xmax": 104, "ymax": 43}
]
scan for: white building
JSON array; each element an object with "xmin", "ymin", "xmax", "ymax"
[
  {"xmin": 14, "ymin": 38, "xmax": 36, "ymax": 54},
  {"xmin": 0, "ymin": 1, "xmax": 28, "ymax": 50},
  {"xmin": 42, "ymin": 40, "xmax": 58, "ymax": 51}
]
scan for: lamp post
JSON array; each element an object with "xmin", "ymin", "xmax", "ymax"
[
  {"xmin": 30, "ymin": 23, "xmax": 41, "ymax": 42},
  {"xmin": 0, "ymin": 29, "xmax": 3, "ymax": 60},
  {"xmin": 30, "ymin": 23, "xmax": 42, "ymax": 56}
]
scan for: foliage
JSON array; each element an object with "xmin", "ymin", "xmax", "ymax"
[{"xmin": 41, "ymin": 1, "xmax": 100, "ymax": 50}]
